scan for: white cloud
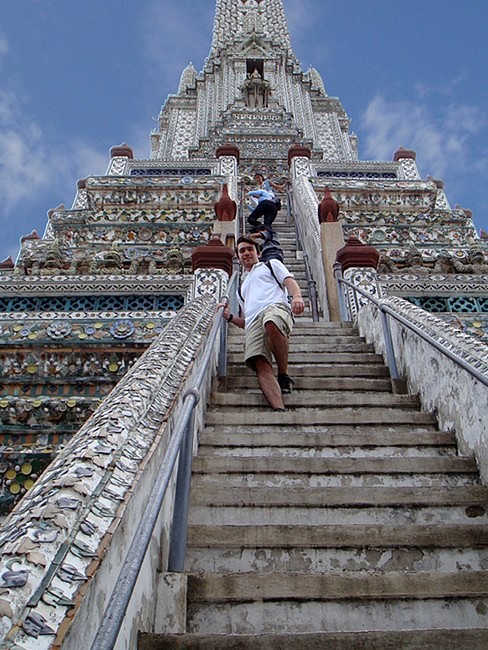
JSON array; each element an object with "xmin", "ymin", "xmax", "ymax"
[
  {"xmin": 360, "ymin": 94, "xmax": 486, "ymax": 179},
  {"xmin": 65, "ymin": 141, "xmax": 108, "ymax": 181},
  {"xmin": 414, "ymin": 74, "xmax": 466, "ymax": 100},
  {"xmin": 0, "ymin": 87, "xmax": 107, "ymax": 218},
  {"xmin": 0, "ymin": 97, "xmax": 50, "ymax": 211}
]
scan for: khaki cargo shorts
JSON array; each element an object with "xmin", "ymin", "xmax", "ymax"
[{"xmin": 244, "ymin": 302, "xmax": 294, "ymax": 369}]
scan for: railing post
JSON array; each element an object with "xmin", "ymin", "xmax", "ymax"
[
  {"xmin": 217, "ymin": 317, "xmax": 228, "ymax": 380},
  {"xmin": 379, "ymin": 309, "xmax": 406, "ymax": 394},
  {"xmin": 167, "ymin": 389, "xmax": 199, "ymax": 572},
  {"xmin": 333, "ymin": 263, "xmax": 349, "ymax": 322},
  {"xmin": 217, "ymin": 269, "xmax": 238, "ymax": 379}
]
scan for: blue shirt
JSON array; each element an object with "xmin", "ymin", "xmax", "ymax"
[{"xmin": 248, "ymin": 189, "xmax": 275, "ymax": 203}]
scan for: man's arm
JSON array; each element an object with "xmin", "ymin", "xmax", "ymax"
[
  {"xmin": 221, "ymin": 302, "xmax": 245, "ymax": 329},
  {"xmin": 283, "ymin": 277, "xmax": 305, "ymax": 315}
]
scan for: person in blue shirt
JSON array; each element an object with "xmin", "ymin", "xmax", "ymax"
[
  {"xmin": 253, "ymin": 172, "xmax": 286, "ymax": 209},
  {"xmin": 247, "ymin": 187, "xmax": 278, "ymax": 229}
]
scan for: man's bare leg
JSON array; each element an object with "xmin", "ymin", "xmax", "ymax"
[
  {"xmin": 264, "ymin": 321, "xmax": 289, "ymax": 375},
  {"xmin": 254, "ymin": 356, "xmax": 285, "ymax": 410}
]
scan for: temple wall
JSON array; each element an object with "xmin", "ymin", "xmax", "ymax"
[
  {"xmin": 356, "ymin": 300, "xmax": 488, "ymax": 484},
  {"xmin": 0, "ymin": 270, "xmax": 228, "ymax": 648}
]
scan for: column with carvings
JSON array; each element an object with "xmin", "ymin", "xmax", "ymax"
[{"xmin": 214, "ymin": 144, "xmax": 240, "ymax": 247}]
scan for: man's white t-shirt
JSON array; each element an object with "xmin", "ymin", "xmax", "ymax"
[{"xmin": 238, "ymin": 260, "xmax": 292, "ymax": 328}]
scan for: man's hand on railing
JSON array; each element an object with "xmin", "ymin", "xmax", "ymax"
[{"xmin": 218, "ymin": 300, "xmax": 244, "ymax": 329}]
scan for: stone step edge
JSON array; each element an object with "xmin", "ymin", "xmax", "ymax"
[
  {"xmin": 204, "ymin": 411, "xmax": 437, "ymax": 426},
  {"xmin": 189, "ymin": 485, "xmax": 488, "ymax": 507},
  {"xmin": 224, "ymin": 367, "xmax": 391, "ymax": 377},
  {"xmin": 210, "ymin": 394, "xmax": 420, "ymax": 406},
  {"xmin": 187, "ymin": 570, "xmax": 488, "ymax": 602},
  {"xmin": 199, "ymin": 431, "xmax": 455, "ymax": 446},
  {"xmin": 186, "ymin": 523, "xmax": 488, "ymax": 548},
  {"xmin": 223, "ymin": 375, "xmax": 391, "ymax": 384},
  {"xmin": 138, "ymin": 628, "xmax": 488, "ymax": 650},
  {"xmin": 192, "ymin": 457, "xmax": 476, "ymax": 474},
  {"xmin": 226, "ymin": 354, "xmax": 385, "ymax": 362}
]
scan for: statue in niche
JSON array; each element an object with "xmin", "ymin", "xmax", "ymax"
[
  {"xmin": 451, "ymin": 247, "xmax": 488, "ymax": 275},
  {"xmin": 242, "ymin": 68, "xmax": 271, "ymax": 108},
  {"xmin": 433, "ymin": 251, "xmax": 454, "ymax": 274},
  {"xmin": 377, "ymin": 253, "xmax": 398, "ymax": 274},
  {"xmin": 404, "ymin": 248, "xmax": 429, "ymax": 274}
]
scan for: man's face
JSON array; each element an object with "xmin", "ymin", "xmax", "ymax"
[{"xmin": 237, "ymin": 242, "xmax": 259, "ymax": 269}]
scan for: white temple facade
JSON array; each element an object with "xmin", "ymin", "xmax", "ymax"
[{"xmin": 0, "ymin": 1, "xmax": 486, "ymax": 647}]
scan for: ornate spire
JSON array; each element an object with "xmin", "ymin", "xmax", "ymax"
[
  {"xmin": 208, "ymin": 0, "xmax": 296, "ymax": 61},
  {"xmin": 178, "ymin": 62, "xmax": 197, "ymax": 94}
]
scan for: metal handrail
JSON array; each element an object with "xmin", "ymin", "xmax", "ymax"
[
  {"xmin": 335, "ymin": 268, "xmax": 488, "ymax": 388},
  {"xmin": 286, "ymin": 186, "xmax": 320, "ymax": 321},
  {"xmin": 91, "ymin": 271, "xmax": 238, "ymax": 650}
]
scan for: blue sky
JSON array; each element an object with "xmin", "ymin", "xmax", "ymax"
[{"xmin": 0, "ymin": 0, "xmax": 486, "ymax": 261}]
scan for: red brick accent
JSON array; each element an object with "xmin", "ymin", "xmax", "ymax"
[
  {"xmin": 214, "ymin": 184, "xmax": 237, "ymax": 221},
  {"xmin": 192, "ymin": 235, "xmax": 235, "ymax": 276},
  {"xmin": 21, "ymin": 230, "xmax": 40, "ymax": 243},
  {"xmin": 216, "ymin": 143, "xmax": 240, "ymax": 162},
  {"xmin": 335, "ymin": 235, "xmax": 380, "ymax": 271},
  {"xmin": 318, "ymin": 187, "xmax": 340, "ymax": 223},
  {"xmin": 393, "ymin": 146, "xmax": 416, "ymax": 161},
  {"xmin": 0, "ymin": 256, "xmax": 14, "ymax": 269},
  {"xmin": 288, "ymin": 144, "xmax": 311, "ymax": 166},
  {"xmin": 110, "ymin": 143, "xmax": 134, "ymax": 159}
]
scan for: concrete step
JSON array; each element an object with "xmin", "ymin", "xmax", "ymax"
[
  {"xmin": 187, "ymin": 523, "xmax": 488, "ymax": 549},
  {"xmin": 227, "ymin": 351, "xmax": 386, "ymax": 364},
  {"xmin": 182, "ymin": 572, "xmax": 488, "ymax": 635},
  {"xmin": 189, "ymin": 485, "xmax": 488, "ymax": 508},
  {"xmin": 186, "ymin": 544, "xmax": 488, "ymax": 574},
  {"xmin": 192, "ymin": 455, "xmax": 476, "ymax": 475},
  {"xmin": 224, "ymin": 363, "xmax": 390, "ymax": 377},
  {"xmin": 210, "ymin": 391, "xmax": 420, "ymax": 409},
  {"xmin": 228, "ymin": 333, "xmax": 369, "ymax": 345},
  {"xmin": 192, "ymin": 471, "xmax": 480, "ymax": 488},
  {"xmin": 187, "ymin": 570, "xmax": 488, "ymax": 603},
  {"xmin": 227, "ymin": 340, "xmax": 376, "ymax": 352},
  {"xmin": 140, "ymin": 628, "xmax": 488, "ymax": 649},
  {"xmin": 223, "ymin": 375, "xmax": 393, "ymax": 390},
  {"xmin": 199, "ymin": 428, "xmax": 455, "ymax": 447},
  {"xmin": 188, "ymin": 504, "xmax": 487, "ymax": 527},
  {"xmin": 197, "ymin": 445, "xmax": 458, "ymax": 458},
  {"xmin": 228, "ymin": 321, "xmax": 354, "ymax": 333},
  {"xmin": 204, "ymin": 408, "xmax": 437, "ymax": 426}
]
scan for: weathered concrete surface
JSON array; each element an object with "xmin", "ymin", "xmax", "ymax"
[
  {"xmin": 139, "ymin": 628, "xmax": 488, "ymax": 650},
  {"xmin": 150, "ymin": 221, "xmax": 488, "ymax": 646},
  {"xmin": 356, "ymin": 301, "xmax": 488, "ymax": 484}
]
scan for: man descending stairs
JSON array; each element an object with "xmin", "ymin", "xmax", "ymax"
[{"xmin": 140, "ymin": 212, "xmax": 488, "ymax": 648}]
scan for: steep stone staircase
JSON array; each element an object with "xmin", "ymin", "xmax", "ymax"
[{"xmin": 140, "ymin": 212, "xmax": 488, "ymax": 648}]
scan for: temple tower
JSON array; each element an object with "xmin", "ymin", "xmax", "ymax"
[
  {"xmin": 151, "ymin": 0, "xmax": 356, "ymax": 176},
  {"xmin": 0, "ymin": 1, "xmax": 486, "ymax": 647},
  {"xmin": 0, "ymin": 0, "xmax": 486, "ymax": 518}
]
